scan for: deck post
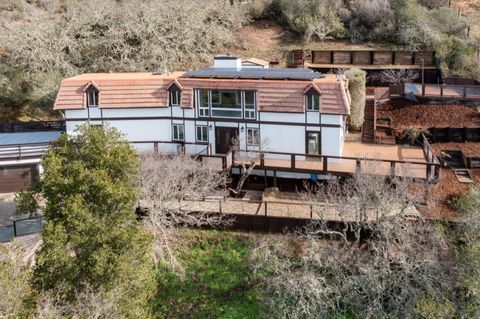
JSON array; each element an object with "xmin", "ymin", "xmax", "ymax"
[
  {"xmin": 463, "ymin": 86, "xmax": 467, "ymax": 98},
  {"xmin": 154, "ymin": 142, "xmax": 158, "ymax": 154},
  {"xmin": 260, "ymin": 153, "xmax": 265, "ymax": 167},
  {"xmin": 273, "ymin": 170, "xmax": 277, "ymax": 188},
  {"xmin": 264, "ymin": 169, "xmax": 268, "ymax": 187},
  {"xmin": 18, "ymin": 145, "xmax": 22, "ymax": 160},
  {"xmin": 291, "ymin": 154, "xmax": 295, "ymax": 169},
  {"xmin": 219, "ymin": 199, "xmax": 222, "ymax": 214},
  {"xmin": 264, "ymin": 201, "xmax": 268, "ymax": 216},
  {"xmin": 422, "ymin": 84, "xmax": 426, "ymax": 96},
  {"xmin": 355, "ymin": 159, "xmax": 361, "ymax": 174},
  {"xmin": 323, "ymin": 156, "xmax": 328, "ymax": 173},
  {"xmin": 310, "ymin": 205, "xmax": 313, "ymax": 219}
]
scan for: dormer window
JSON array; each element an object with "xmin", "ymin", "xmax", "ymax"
[
  {"xmin": 170, "ymin": 89, "xmax": 180, "ymax": 106},
  {"xmin": 87, "ymin": 90, "xmax": 99, "ymax": 107},
  {"xmin": 304, "ymin": 84, "xmax": 321, "ymax": 112},
  {"xmin": 306, "ymin": 94, "xmax": 320, "ymax": 111},
  {"xmin": 168, "ymin": 82, "xmax": 182, "ymax": 107}
]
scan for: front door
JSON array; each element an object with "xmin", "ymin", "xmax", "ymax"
[
  {"xmin": 215, "ymin": 127, "xmax": 238, "ymax": 154},
  {"xmin": 306, "ymin": 131, "xmax": 321, "ymax": 155}
]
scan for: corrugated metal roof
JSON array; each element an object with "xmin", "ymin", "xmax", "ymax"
[
  {"xmin": 182, "ymin": 68, "xmax": 324, "ymax": 80},
  {"xmin": 0, "ymin": 131, "xmax": 62, "ymax": 146}
]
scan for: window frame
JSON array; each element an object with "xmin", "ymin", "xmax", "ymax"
[
  {"xmin": 195, "ymin": 125, "xmax": 209, "ymax": 143},
  {"xmin": 169, "ymin": 89, "xmax": 181, "ymax": 106},
  {"xmin": 195, "ymin": 89, "xmax": 256, "ymax": 120},
  {"xmin": 172, "ymin": 124, "xmax": 185, "ymax": 142},
  {"xmin": 246, "ymin": 128, "xmax": 260, "ymax": 146},
  {"xmin": 87, "ymin": 90, "xmax": 99, "ymax": 108},
  {"xmin": 305, "ymin": 94, "xmax": 320, "ymax": 111}
]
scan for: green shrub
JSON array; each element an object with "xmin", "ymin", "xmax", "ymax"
[
  {"xmin": 345, "ymin": 68, "xmax": 366, "ymax": 131},
  {"xmin": 18, "ymin": 125, "xmax": 156, "ymax": 318}
]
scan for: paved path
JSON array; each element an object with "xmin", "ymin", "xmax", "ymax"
[{"xmin": 0, "ymin": 193, "xmax": 18, "ymax": 226}]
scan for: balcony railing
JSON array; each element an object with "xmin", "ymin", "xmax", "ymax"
[{"xmin": 0, "ymin": 142, "xmax": 51, "ymax": 161}]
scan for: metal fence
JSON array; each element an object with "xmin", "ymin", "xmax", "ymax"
[{"xmin": 0, "ymin": 216, "xmax": 44, "ymax": 242}]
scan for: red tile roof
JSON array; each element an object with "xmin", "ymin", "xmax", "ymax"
[{"xmin": 54, "ymin": 72, "xmax": 350, "ymax": 115}]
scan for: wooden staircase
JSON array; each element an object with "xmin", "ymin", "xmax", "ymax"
[{"xmin": 362, "ymin": 98, "xmax": 375, "ymax": 143}]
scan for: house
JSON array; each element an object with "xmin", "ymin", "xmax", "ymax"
[{"xmin": 54, "ymin": 56, "xmax": 351, "ymax": 162}]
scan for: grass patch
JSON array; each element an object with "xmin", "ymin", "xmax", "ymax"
[{"xmin": 152, "ymin": 230, "xmax": 262, "ymax": 319}]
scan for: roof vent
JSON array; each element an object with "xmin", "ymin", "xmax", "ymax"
[{"xmin": 213, "ymin": 55, "xmax": 241, "ymax": 70}]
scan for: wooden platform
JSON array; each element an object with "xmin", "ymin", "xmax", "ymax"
[
  {"xmin": 231, "ymin": 143, "xmax": 435, "ymax": 181},
  {"xmin": 305, "ymin": 62, "xmax": 436, "ymax": 70}
]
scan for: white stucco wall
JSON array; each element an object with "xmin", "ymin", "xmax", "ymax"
[{"xmin": 64, "ymin": 107, "xmax": 346, "ymax": 158}]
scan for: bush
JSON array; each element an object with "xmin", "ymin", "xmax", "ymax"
[
  {"xmin": 347, "ymin": 0, "xmax": 396, "ymax": 43},
  {"xmin": 274, "ymin": 0, "xmax": 345, "ymax": 41},
  {"xmin": 345, "ymin": 68, "xmax": 366, "ymax": 131}
]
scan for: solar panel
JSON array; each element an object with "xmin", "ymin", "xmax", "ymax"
[{"xmin": 182, "ymin": 68, "xmax": 323, "ymax": 80}]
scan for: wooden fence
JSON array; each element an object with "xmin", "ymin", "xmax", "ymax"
[
  {"xmin": 428, "ymin": 127, "xmax": 480, "ymax": 143},
  {"xmin": 292, "ymin": 50, "xmax": 436, "ymax": 67}
]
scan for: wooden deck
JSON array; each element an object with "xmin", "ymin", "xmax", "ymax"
[
  {"xmin": 178, "ymin": 191, "xmax": 420, "ymax": 222},
  {"xmin": 230, "ymin": 143, "xmax": 437, "ymax": 181},
  {"xmin": 397, "ymin": 83, "xmax": 480, "ymax": 100}
]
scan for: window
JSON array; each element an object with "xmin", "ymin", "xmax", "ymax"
[
  {"xmin": 172, "ymin": 124, "xmax": 185, "ymax": 141},
  {"xmin": 198, "ymin": 89, "xmax": 209, "ymax": 117},
  {"xmin": 170, "ymin": 89, "xmax": 180, "ymax": 106},
  {"xmin": 247, "ymin": 128, "xmax": 260, "ymax": 145},
  {"xmin": 211, "ymin": 90, "xmax": 242, "ymax": 118},
  {"xmin": 195, "ymin": 89, "xmax": 256, "ymax": 119},
  {"xmin": 306, "ymin": 132, "xmax": 320, "ymax": 155},
  {"xmin": 306, "ymin": 94, "xmax": 320, "ymax": 111},
  {"xmin": 244, "ymin": 91, "xmax": 256, "ymax": 119},
  {"xmin": 196, "ymin": 125, "xmax": 208, "ymax": 143},
  {"xmin": 87, "ymin": 91, "xmax": 99, "ymax": 107}
]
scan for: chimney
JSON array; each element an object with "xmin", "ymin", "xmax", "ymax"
[{"xmin": 213, "ymin": 55, "xmax": 241, "ymax": 70}]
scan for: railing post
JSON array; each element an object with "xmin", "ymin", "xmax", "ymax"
[
  {"xmin": 18, "ymin": 145, "xmax": 22, "ymax": 160},
  {"xmin": 310, "ymin": 205, "xmax": 313, "ymax": 219},
  {"xmin": 260, "ymin": 153, "xmax": 265, "ymax": 167},
  {"xmin": 422, "ymin": 84, "xmax": 426, "ymax": 96},
  {"xmin": 440, "ymin": 85, "xmax": 443, "ymax": 97},
  {"xmin": 291, "ymin": 154, "xmax": 295, "ymax": 169},
  {"xmin": 355, "ymin": 159, "xmax": 361, "ymax": 174},
  {"xmin": 219, "ymin": 199, "xmax": 222, "ymax": 214},
  {"xmin": 264, "ymin": 201, "xmax": 268, "ymax": 216},
  {"xmin": 463, "ymin": 86, "xmax": 467, "ymax": 98},
  {"xmin": 390, "ymin": 162, "xmax": 395, "ymax": 176},
  {"xmin": 323, "ymin": 156, "xmax": 328, "ymax": 172},
  {"xmin": 154, "ymin": 142, "xmax": 158, "ymax": 154}
]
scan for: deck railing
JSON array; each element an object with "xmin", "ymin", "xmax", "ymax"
[
  {"xmin": 232, "ymin": 149, "xmax": 441, "ymax": 182},
  {"xmin": 392, "ymin": 82, "xmax": 480, "ymax": 100},
  {"xmin": 0, "ymin": 142, "xmax": 51, "ymax": 161}
]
